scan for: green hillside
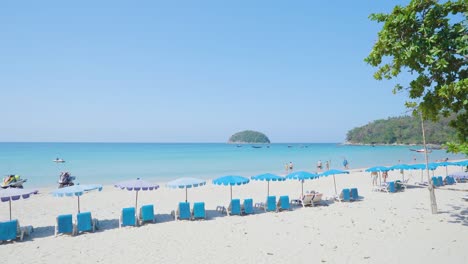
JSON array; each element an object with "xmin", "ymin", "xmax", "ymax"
[
  {"xmin": 346, "ymin": 115, "xmax": 457, "ymax": 145},
  {"xmin": 228, "ymin": 130, "xmax": 270, "ymax": 144}
]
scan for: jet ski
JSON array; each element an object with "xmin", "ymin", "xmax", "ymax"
[
  {"xmin": 53, "ymin": 158, "xmax": 66, "ymax": 163},
  {"xmin": 1, "ymin": 175, "xmax": 27, "ymax": 189},
  {"xmin": 58, "ymin": 172, "xmax": 75, "ymax": 188}
]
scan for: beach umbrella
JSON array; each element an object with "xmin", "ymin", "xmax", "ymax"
[
  {"xmin": 411, "ymin": 163, "xmax": 437, "ymax": 182},
  {"xmin": 451, "ymin": 160, "xmax": 468, "ymax": 167},
  {"xmin": 115, "ymin": 178, "xmax": 159, "ymax": 210},
  {"xmin": 212, "ymin": 175, "xmax": 249, "ymax": 201},
  {"xmin": 319, "ymin": 169, "xmax": 349, "ymax": 196},
  {"xmin": 251, "ymin": 173, "xmax": 285, "ymax": 196},
  {"xmin": 166, "ymin": 177, "xmax": 206, "ymax": 202},
  {"xmin": 435, "ymin": 161, "xmax": 457, "ymax": 176},
  {"xmin": 388, "ymin": 164, "xmax": 413, "ymax": 182},
  {"xmin": 0, "ymin": 188, "xmax": 38, "ymax": 220},
  {"xmin": 51, "ymin": 184, "xmax": 103, "ymax": 213},
  {"xmin": 449, "ymin": 171, "xmax": 468, "ymax": 181},
  {"xmin": 285, "ymin": 171, "xmax": 319, "ymax": 198}
]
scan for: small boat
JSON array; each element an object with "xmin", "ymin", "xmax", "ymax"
[
  {"xmin": 53, "ymin": 158, "xmax": 66, "ymax": 163},
  {"xmin": 410, "ymin": 148, "xmax": 432, "ymax": 153},
  {"xmin": 251, "ymin": 146, "xmax": 262, "ymax": 149}
]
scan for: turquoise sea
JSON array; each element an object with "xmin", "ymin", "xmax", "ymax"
[{"xmin": 0, "ymin": 143, "xmax": 465, "ymax": 188}]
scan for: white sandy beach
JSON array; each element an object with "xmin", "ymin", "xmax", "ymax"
[{"xmin": 1, "ymin": 166, "xmax": 467, "ymax": 264}]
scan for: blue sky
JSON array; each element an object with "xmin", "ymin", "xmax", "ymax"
[{"xmin": 0, "ymin": 0, "xmax": 412, "ymax": 143}]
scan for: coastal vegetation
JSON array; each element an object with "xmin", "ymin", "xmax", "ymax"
[
  {"xmin": 346, "ymin": 115, "xmax": 457, "ymax": 145},
  {"xmin": 228, "ymin": 130, "xmax": 271, "ymax": 144},
  {"xmin": 365, "ymin": 0, "xmax": 468, "ymax": 155}
]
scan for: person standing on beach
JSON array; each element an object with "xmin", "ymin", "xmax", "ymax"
[
  {"xmin": 289, "ymin": 161, "xmax": 294, "ymax": 172},
  {"xmin": 285, "ymin": 163, "xmax": 289, "ymax": 174},
  {"xmin": 371, "ymin": 171, "xmax": 378, "ymax": 186},
  {"xmin": 325, "ymin": 160, "xmax": 329, "ymax": 170},
  {"xmin": 317, "ymin": 160, "xmax": 322, "ymax": 171},
  {"xmin": 382, "ymin": 171, "xmax": 388, "ymax": 183},
  {"xmin": 343, "ymin": 158, "xmax": 349, "ymax": 169}
]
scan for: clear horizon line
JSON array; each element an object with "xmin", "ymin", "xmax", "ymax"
[{"xmin": 0, "ymin": 141, "xmax": 343, "ymax": 144}]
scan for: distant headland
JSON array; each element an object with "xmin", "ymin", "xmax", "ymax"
[{"xmin": 228, "ymin": 130, "xmax": 271, "ymax": 144}]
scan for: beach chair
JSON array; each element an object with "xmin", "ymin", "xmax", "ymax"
[
  {"xmin": 228, "ymin": 199, "xmax": 242, "ymax": 216},
  {"xmin": 55, "ymin": 214, "xmax": 74, "ymax": 236},
  {"xmin": 0, "ymin": 220, "xmax": 31, "ymax": 243},
  {"xmin": 192, "ymin": 202, "xmax": 206, "ymax": 220},
  {"xmin": 138, "ymin": 204, "xmax": 155, "ymax": 225},
  {"xmin": 242, "ymin": 198, "xmax": 254, "ymax": 215},
  {"xmin": 277, "ymin": 195, "xmax": 291, "ymax": 211},
  {"xmin": 350, "ymin": 188, "xmax": 359, "ymax": 200},
  {"xmin": 387, "ymin": 182, "xmax": 396, "ymax": 193},
  {"xmin": 311, "ymin": 193, "xmax": 323, "ymax": 206},
  {"xmin": 76, "ymin": 212, "xmax": 98, "ymax": 234},
  {"xmin": 119, "ymin": 207, "xmax": 137, "ymax": 228},
  {"xmin": 337, "ymin": 189, "xmax": 351, "ymax": 202},
  {"xmin": 437, "ymin": 176, "xmax": 444, "ymax": 186},
  {"xmin": 431, "ymin": 176, "xmax": 439, "ymax": 187},
  {"xmin": 297, "ymin": 194, "xmax": 314, "ymax": 207},
  {"xmin": 266, "ymin": 196, "xmax": 277, "ymax": 212},
  {"xmin": 173, "ymin": 202, "xmax": 191, "ymax": 221}
]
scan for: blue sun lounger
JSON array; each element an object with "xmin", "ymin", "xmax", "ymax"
[
  {"xmin": 228, "ymin": 199, "xmax": 242, "ymax": 216},
  {"xmin": 337, "ymin": 189, "xmax": 351, "ymax": 202},
  {"xmin": 138, "ymin": 204, "xmax": 155, "ymax": 225},
  {"xmin": 173, "ymin": 202, "xmax": 191, "ymax": 220},
  {"xmin": 55, "ymin": 214, "xmax": 74, "ymax": 236},
  {"xmin": 437, "ymin": 176, "xmax": 444, "ymax": 186},
  {"xmin": 277, "ymin": 195, "xmax": 290, "ymax": 211},
  {"xmin": 192, "ymin": 202, "xmax": 206, "ymax": 220},
  {"xmin": 76, "ymin": 212, "xmax": 98, "ymax": 234},
  {"xmin": 0, "ymin": 220, "xmax": 31, "ymax": 242},
  {"xmin": 119, "ymin": 207, "xmax": 137, "ymax": 228},
  {"xmin": 350, "ymin": 188, "xmax": 359, "ymax": 200},
  {"xmin": 266, "ymin": 196, "xmax": 277, "ymax": 212},
  {"xmin": 242, "ymin": 199, "xmax": 254, "ymax": 215}
]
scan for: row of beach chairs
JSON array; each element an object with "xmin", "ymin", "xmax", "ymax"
[{"xmin": 0, "ymin": 191, "xmax": 357, "ymax": 242}]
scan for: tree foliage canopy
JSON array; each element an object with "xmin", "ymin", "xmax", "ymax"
[
  {"xmin": 346, "ymin": 115, "xmax": 457, "ymax": 145},
  {"xmin": 228, "ymin": 130, "xmax": 271, "ymax": 144},
  {"xmin": 365, "ymin": 0, "xmax": 467, "ymax": 154}
]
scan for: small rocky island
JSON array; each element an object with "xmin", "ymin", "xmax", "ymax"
[{"xmin": 228, "ymin": 130, "xmax": 271, "ymax": 144}]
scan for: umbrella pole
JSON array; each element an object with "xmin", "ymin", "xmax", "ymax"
[
  {"xmin": 301, "ymin": 180, "xmax": 304, "ymax": 198},
  {"xmin": 78, "ymin": 196, "xmax": 81, "ymax": 213},
  {"xmin": 230, "ymin": 185, "xmax": 233, "ymax": 201},
  {"xmin": 445, "ymin": 167, "xmax": 448, "ymax": 177},
  {"xmin": 9, "ymin": 200, "xmax": 12, "ymax": 220},
  {"xmin": 421, "ymin": 170, "xmax": 423, "ymax": 183},
  {"xmin": 135, "ymin": 191, "xmax": 139, "ymax": 210},
  {"xmin": 379, "ymin": 172, "xmax": 382, "ymax": 186},
  {"xmin": 185, "ymin": 187, "xmax": 188, "ymax": 202},
  {"xmin": 333, "ymin": 174, "xmax": 337, "ymax": 195},
  {"xmin": 267, "ymin": 181, "xmax": 270, "ymax": 196}
]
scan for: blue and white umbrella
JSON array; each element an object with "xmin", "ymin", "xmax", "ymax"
[
  {"xmin": 52, "ymin": 184, "xmax": 103, "ymax": 213},
  {"xmin": 166, "ymin": 177, "xmax": 206, "ymax": 202},
  {"xmin": 251, "ymin": 173, "xmax": 285, "ymax": 196},
  {"xmin": 365, "ymin": 166, "xmax": 389, "ymax": 172},
  {"xmin": 0, "ymin": 188, "xmax": 38, "ymax": 220},
  {"xmin": 452, "ymin": 160, "xmax": 468, "ymax": 166},
  {"xmin": 319, "ymin": 169, "xmax": 349, "ymax": 195},
  {"xmin": 286, "ymin": 171, "xmax": 319, "ymax": 198},
  {"xmin": 115, "ymin": 178, "xmax": 159, "ymax": 210},
  {"xmin": 388, "ymin": 164, "xmax": 413, "ymax": 181},
  {"xmin": 212, "ymin": 175, "xmax": 249, "ymax": 201}
]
